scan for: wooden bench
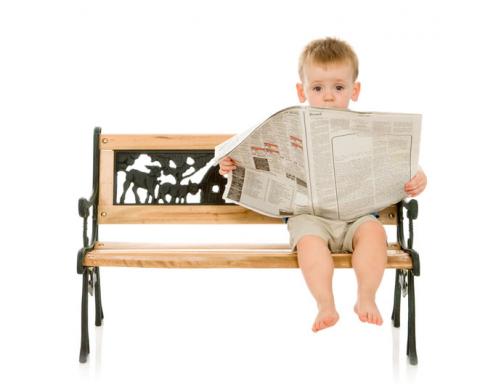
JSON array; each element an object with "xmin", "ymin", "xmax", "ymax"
[{"xmin": 77, "ymin": 128, "xmax": 421, "ymax": 365}]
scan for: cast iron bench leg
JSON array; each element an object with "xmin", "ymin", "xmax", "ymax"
[
  {"xmin": 79, "ymin": 269, "xmax": 90, "ymax": 363},
  {"xmin": 94, "ymin": 267, "xmax": 104, "ymax": 326},
  {"xmin": 407, "ymin": 270, "xmax": 418, "ymax": 365},
  {"xmin": 391, "ymin": 269, "xmax": 401, "ymax": 327}
]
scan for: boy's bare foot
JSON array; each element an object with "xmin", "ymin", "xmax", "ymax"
[
  {"xmin": 354, "ymin": 299, "xmax": 383, "ymax": 325},
  {"xmin": 312, "ymin": 306, "xmax": 339, "ymax": 332}
]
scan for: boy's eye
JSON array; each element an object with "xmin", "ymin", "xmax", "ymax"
[
  {"xmin": 335, "ymin": 85, "xmax": 345, "ymax": 91},
  {"xmin": 313, "ymin": 86, "xmax": 322, "ymax": 92}
]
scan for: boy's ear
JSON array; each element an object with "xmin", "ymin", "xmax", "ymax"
[
  {"xmin": 351, "ymin": 81, "xmax": 361, "ymax": 101},
  {"xmin": 296, "ymin": 83, "xmax": 306, "ymax": 103}
]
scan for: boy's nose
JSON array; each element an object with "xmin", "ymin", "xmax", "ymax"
[{"xmin": 323, "ymin": 91, "xmax": 334, "ymax": 102}]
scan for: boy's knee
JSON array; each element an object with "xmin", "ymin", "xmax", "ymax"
[
  {"xmin": 353, "ymin": 221, "xmax": 386, "ymax": 247},
  {"xmin": 297, "ymin": 235, "xmax": 329, "ymax": 251}
]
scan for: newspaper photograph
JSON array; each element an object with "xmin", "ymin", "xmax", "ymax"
[{"xmin": 213, "ymin": 106, "xmax": 421, "ymax": 221}]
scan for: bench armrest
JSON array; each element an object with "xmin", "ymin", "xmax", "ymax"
[
  {"xmin": 397, "ymin": 199, "xmax": 420, "ymax": 276},
  {"xmin": 77, "ymin": 127, "xmax": 101, "ymax": 274},
  {"xmin": 79, "ymin": 193, "xmax": 98, "ymax": 243}
]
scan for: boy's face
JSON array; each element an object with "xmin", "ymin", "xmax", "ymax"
[{"xmin": 296, "ymin": 61, "xmax": 360, "ymax": 109}]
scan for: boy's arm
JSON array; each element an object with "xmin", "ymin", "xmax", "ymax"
[
  {"xmin": 218, "ymin": 156, "xmax": 237, "ymax": 176},
  {"xmin": 404, "ymin": 167, "xmax": 427, "ymax": 197}
]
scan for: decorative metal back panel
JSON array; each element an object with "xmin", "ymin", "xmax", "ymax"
[{"xmin": 114, "ymin": 150, "xmax": 229, "ymax": 205}]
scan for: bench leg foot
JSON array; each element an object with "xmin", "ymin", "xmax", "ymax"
[
  {"xmin": 79, "ymin": 269, "xmax": 90, "ymax": 363},
  {"xmin": 391, "ymin": 269, "xmax": 401, "ymax": 328},
  {"xmin": 94, "ymin": 267, "xmax": 104, "ymax": 326},
  {"xmin": 407, "ymin": 270, "xmax": 418, "ymax": 365}
]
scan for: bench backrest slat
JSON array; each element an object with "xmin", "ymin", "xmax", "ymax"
[{"xmin": 100, "ymin": 134, "xmax": 233, "ymax": 150}]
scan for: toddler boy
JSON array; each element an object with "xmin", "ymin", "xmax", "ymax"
[{"xmin": 219, "ymin": 37, "xmax": 426, "ymax": 331}]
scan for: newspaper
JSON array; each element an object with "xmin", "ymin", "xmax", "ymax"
[{"xmin": 213, "ymin": 106, "xmax": 421, "ymax": 221}]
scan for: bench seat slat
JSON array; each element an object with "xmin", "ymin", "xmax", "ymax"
[{"xmin": 83, "ymin": 242, "xmax": 412, "ymax": 269}]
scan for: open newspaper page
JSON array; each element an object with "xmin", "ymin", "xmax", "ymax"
[
  {"xmin": 306, "ymin": 108, "xmax": 421, "ymax": 220},
  {"xmin": 213, "ymin": 106, "xmax": 313, "ymax": 218}
]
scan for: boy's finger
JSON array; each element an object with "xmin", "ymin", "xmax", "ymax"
[
  {"xmin": 405, "ymin": 182, "xmax": 416, "ymax": 190},
  {"xmin": 219, "ymin": 165, "xmax": 237, "ymax": 175}
]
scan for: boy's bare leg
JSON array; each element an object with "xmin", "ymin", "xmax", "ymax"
[
  {"xmin": 351, "ymin": 221, "xmax": 387, "ymax": 325},
  {"xmin": 297, "ymin": 235, "xmax": 339, "ymax": 332}
]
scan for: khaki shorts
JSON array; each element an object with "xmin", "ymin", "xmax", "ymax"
[{"xmin": 287, "ymin": 214, "xmax": 380, "ymax": 252}]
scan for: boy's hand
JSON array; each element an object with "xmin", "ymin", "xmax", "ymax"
[
  {"xmin": 404, "ymin": 168, "xmax": 427, "ymax": 197},
  {"xmin": 219, "ymin": 156, "xmax": 237, "ymax": 175}
]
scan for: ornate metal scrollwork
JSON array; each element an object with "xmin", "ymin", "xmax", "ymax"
[{"xmin": 114, "ymin": 150, "xmax": 228, "ymax": 205}]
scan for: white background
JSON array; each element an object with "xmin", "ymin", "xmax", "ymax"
[{"xmin": 1, "ymin": 1, "xmax": 479, "ymax": 383}]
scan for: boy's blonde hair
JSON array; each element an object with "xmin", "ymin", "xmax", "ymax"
[{"xmin": 298, "ymin": 37, "xmax": 359, "ymax": 81}]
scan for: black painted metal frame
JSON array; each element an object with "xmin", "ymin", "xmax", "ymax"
[
  {"xmin": 77, "ymin": 127, "xmax": 103, "ymax": 363},
  {"xmin": 391, "ymin": 199, "xmax": 420, "ymax": 365}
]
